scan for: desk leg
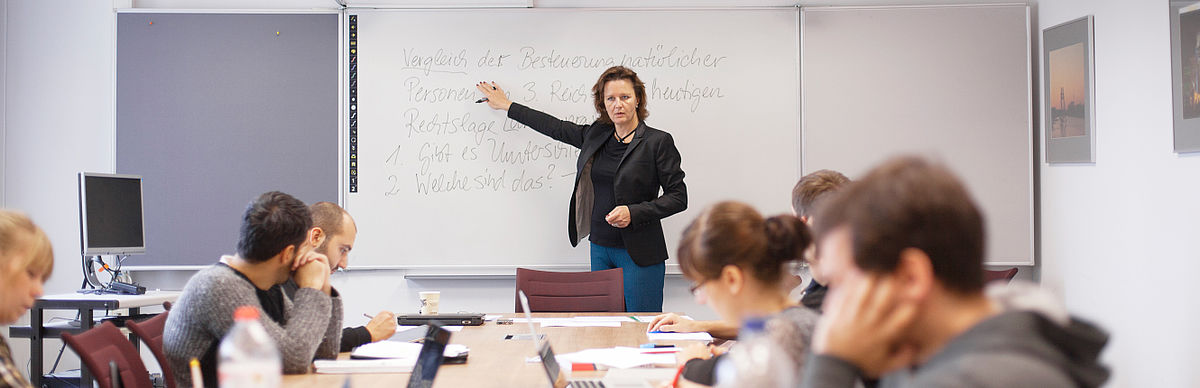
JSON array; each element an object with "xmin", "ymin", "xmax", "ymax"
[
  {"xmin": 128, "ymin": 307, "xmax": 141, "ymax": 352},
  {"xmin": 30, "ymin": 307, "xmax": 42, "ymax": 387},
  {"xmin": 79, "ymin": 308, "xmax": 93, "ymax": 387}
]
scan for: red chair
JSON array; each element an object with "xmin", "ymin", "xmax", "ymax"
[
  {"xmin": 984, "ymin": 268, "xmax": 1019, "ymax": 284},
  {"xmin": 515, "ymin": 268, "xmax": 625, "ymax": 313},
  {"xmin": 126, "ymin": 311, "xmax": 174, "ymax": 388},
  {"xmin": 61, "ymin": 321, "xmax": 153, "ymax": 388}
]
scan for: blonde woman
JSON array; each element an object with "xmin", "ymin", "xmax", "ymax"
[{"xmin": 0, "ymin": 210, "xmax": 54, "ymax": 388}]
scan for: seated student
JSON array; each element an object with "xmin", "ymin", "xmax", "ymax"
[
  {"xmin": 803, "ymin": 156, "xmax": 1109, "ymax": 388},
  {"xmin": 165, "ymin": 192, "xmax": 344, "ymax": 387},
  {"xmin": 788, "ymin": 169, "xmax": 850, "ymax": 312},
  {"xmin": 0, "ymin": 211, "xmax": 53, "ymax": 388},
  {"xmin": 280, "ymin": 201, "xmax": 396, "ymax": 352},
  {"xmin": 671, "ymin": 201, "xmax": 821, "ymax": 387},
  {"xmin": 647, "ymin": 169, "xmax": 850, "ymax": 338}
]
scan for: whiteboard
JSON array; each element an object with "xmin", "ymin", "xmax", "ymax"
[
  {"xmin": 348, "ymin": 9, "xmax": 800, "ymax": 268},
  {"xmin": 801, "ymin": 5, "xmax": 1033, "ymax": 265}
]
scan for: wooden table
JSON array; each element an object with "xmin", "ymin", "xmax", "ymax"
[{"xmin": 285, "ymin": 313, "xmax": 689, "ymax": 388}]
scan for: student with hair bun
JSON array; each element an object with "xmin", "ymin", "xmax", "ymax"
[
  {"xmin": 648, "ymin": 169, "xmax": 850, "ymax": 339},
  {"xmin": 670, "ymin": 201, "xmax": 820, "ymax": 387}
]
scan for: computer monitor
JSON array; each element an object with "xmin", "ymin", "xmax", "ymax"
[{"xmin": 78, "ymin": 173, "xmax": 146, "ymax": 255}]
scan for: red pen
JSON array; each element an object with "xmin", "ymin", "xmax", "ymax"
[{"xmin": 670, "ymin": 364, "xmax": 686, "ymax": 388}]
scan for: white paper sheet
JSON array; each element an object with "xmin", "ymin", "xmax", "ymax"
[
  {"xmin": 313, "ymin": 359, "xmax": 414, "ymax": 374},
  {"xmin": 350, "ymin": 341, "xmax": 469, "ymax": 359},
  {"xmin": 571, "ymin": 316, "xmax": 636, "ymax": 322},
  {"xmin": 393, "ymin": 325, "xmax": 425, "ymax": 335},
  {"xmin": 554, "ymin": 347, "xmax": 677, "ymax": 369},
  {"xmin": 512, "ymin": 316, "xmax": 660, "ymax": 325},
  {"xmin": 645, "ymin": 331, "xmax": 714, "ymax": 342},
  {"xmin": 540, "ymin": 321, "xmax": 622, "ymax": 328}
]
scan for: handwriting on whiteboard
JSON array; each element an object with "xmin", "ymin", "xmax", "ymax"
[{"xmin": 380, "ymin": 44, "xmax": 731, "ymax": 197}]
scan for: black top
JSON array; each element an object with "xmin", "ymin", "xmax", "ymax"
[
  {"xmin": 682, "ymin": 355, "xmax": 721, "ymax": 385},
  {"xmin": 340, "ymin": 326, "xmax": 373, "ymax": 352},
  {"xmin": 219, "ymin": 263, "xmax": 287, "ymax": 324},
  {"xmin": 800, "ymin": 281, "xmax": 828, "ymax": 313},
  {"xmin": 507, "ymin": 103, "xmax": 688, "ymax": 266},
  {"xmin": 589, "ymin": 135, "xmax": 628, "ymax": 248}
]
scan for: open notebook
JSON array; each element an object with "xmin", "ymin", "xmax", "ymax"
[{"xmin": 314, "ymin": 325, "xmax": 467, "ymax": 374}]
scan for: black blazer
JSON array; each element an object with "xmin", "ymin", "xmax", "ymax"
[{"xmin": 508, "ymin": 103, "xmax": 687, "ymax": 266}]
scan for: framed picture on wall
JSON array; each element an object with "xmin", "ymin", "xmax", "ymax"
[
  {"xmin": 1041, "ymin": 16, "xmax": 1095, "ymax": 164},
  {"xmin": 1171, "ymin": 2, "xmax": 1200, "ymax": 153}
]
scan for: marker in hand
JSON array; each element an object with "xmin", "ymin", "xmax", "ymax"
[{"xmin": 475, "ymin": 82, "xmax": 498, "ymax": 103}]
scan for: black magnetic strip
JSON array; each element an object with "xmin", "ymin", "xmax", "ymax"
[{"xmin": 349, "ymin": 15, "xmax": 358, "ymax": 193}]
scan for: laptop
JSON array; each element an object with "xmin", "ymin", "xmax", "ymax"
[
  {"xmin": 519, "ymin": 290, "xmax": 607, "ymax": 388},
  {"xmin": 405, "ymin": 323, "xmax": 452, "ymax": 388}
]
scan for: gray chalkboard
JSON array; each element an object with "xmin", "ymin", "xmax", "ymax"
[{"xmin": 116, "ymin": 12, "xmax": 339, "ymax": 266}]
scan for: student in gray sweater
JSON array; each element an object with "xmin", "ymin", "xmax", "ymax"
[
  {"xmin": 164, "ymin": 192, "xmax": 343, "ymax": 387},
  {"xmin": 802, "ymin": 156, "xmax": 1109, "ymax": 388}
]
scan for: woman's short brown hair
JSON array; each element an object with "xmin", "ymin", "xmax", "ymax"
[
  {"xmin": 592, "ymin": 66, "xmax": 649, "ymax": 125},
  {"xmin": 0, "ymin": 210, "xmax": 54, "ymax": 281},
  {"xmin": 678, "ymin": 201, "xmax": 811, "ymax": 286}
]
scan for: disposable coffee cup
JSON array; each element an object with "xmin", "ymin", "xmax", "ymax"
[{"xmin": 419, "ymin": 291, "xmax": 440, "ymax": 315}]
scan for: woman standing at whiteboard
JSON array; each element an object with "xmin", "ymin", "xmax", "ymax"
[{"xmin": 476, "ymin": 66, "xmax": 687, "ymax": 312}]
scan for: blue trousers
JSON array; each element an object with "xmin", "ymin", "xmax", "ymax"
[{"xmin": 590, "ymin": 243, "xmax": 665, "ymax": 312}]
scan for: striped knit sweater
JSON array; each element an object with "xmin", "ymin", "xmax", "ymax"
[{"xmin": 163, "ymin": 261, "xmax": 342, "ymax": 387}]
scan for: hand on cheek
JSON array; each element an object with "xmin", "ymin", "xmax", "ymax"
[
  {"xmin": 294, "ymin": 251, "xmax": 331, "ymax": 293},
  {"xmin": 813, "ymin": 276, "xmax": 918, "ymax": 378}
]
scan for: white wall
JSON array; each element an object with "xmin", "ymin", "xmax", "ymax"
[
  {"xmin": 1, "ymin": 0, "xmax": 7, "ymax": 208},
  {"xmin": 1037, "ymin": 0, "xmax": 1200, "ymax": 386},
  {"xmin": 5, "ymin": 0, "xmax": 118, "ymax": 378},
  {"xmin": 3, "ymin": 0, "xmax": 117, "ymax": 378}
]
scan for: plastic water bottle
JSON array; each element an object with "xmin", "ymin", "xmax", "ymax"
[
  {"xmin": 713, "ymin": 318, "xmax": 796, "ymax": 388},
  {"xmin": 218, "ymin": 306, "xmax": 282, "ymax": 388}
]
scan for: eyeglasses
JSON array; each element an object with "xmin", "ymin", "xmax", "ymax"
[
  {"xmin": 688, "ymin": 279, "xmax": 711, "ymax": 296},
  {"xmin": 785, "ymin": 260, "xmax": 811, "ymax": 277}
]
